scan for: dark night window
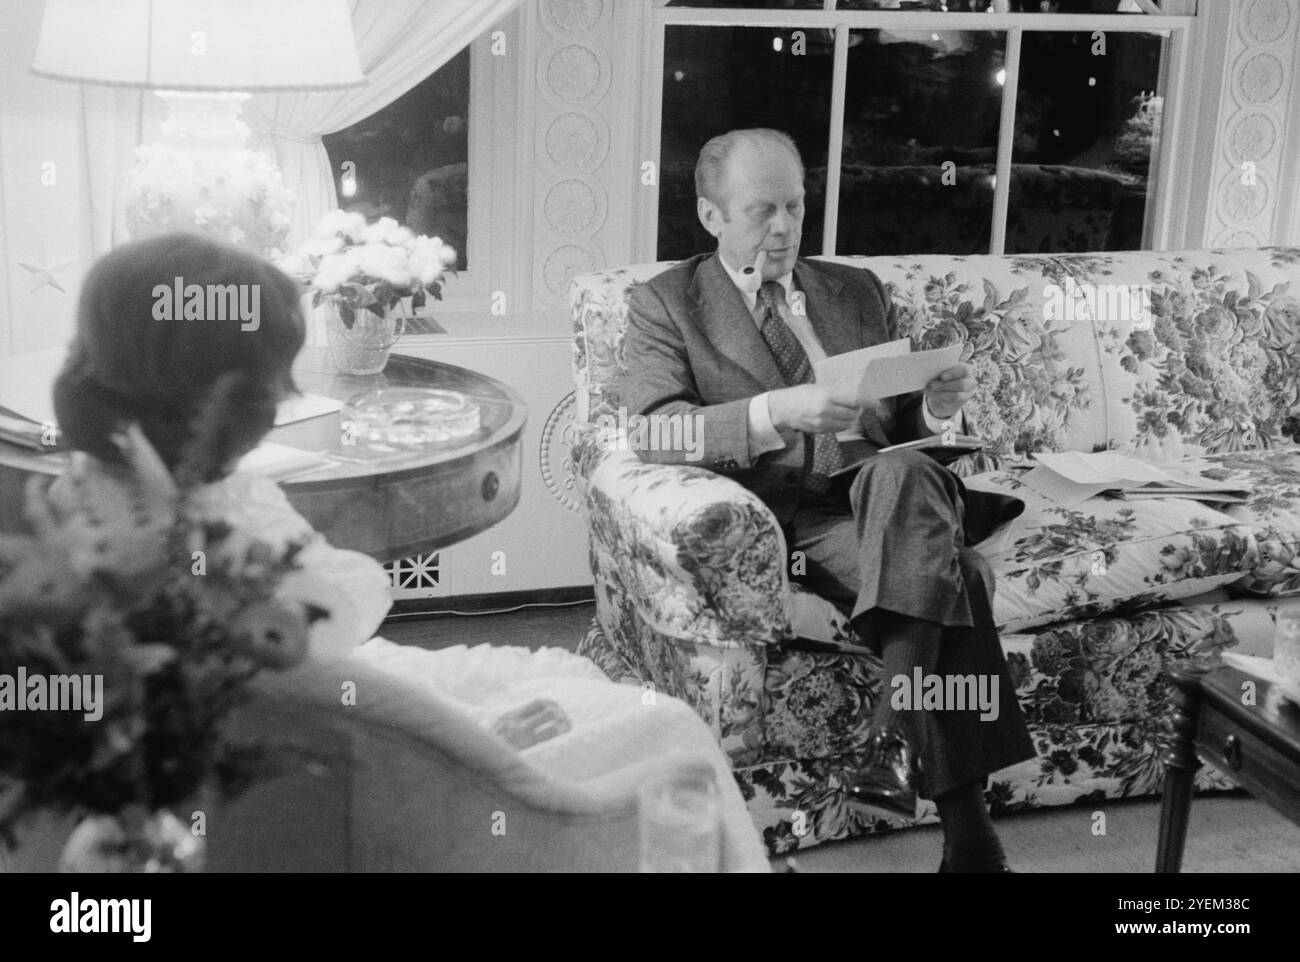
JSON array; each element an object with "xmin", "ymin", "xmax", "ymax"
[
  {"xmin": 656, "ymin": 1, "xmax": 1183, "ymax": 258},
  {"xmin": 322, "ymin": 48, "xmax": 469, "ymax": 271}
]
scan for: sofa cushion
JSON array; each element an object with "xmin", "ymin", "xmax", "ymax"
[
  {"xmin": 964, "ymin": 468, "xmax": 1258, "ymax": 632},
  {"xmin": 1176, "ymin": 448, "xmax": 1300, "ymax": 597},
  {"xmin": 1093, "ymin": 248, "xmax": 1300, "ymax": 461}
]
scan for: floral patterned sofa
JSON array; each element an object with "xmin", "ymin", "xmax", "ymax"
[{"xmin": 568, "ymin": 248, "xmax": 1300, "ymax": 855}]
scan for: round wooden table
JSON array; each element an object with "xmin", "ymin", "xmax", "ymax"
[{"xmin": 0, "ymin": 348, "xmax": 527, "ymax": 563}]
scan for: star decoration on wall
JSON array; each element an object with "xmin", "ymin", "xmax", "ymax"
[{"xmin": 18, "ymin": 249, "xmax": 75, "ymax": 294}]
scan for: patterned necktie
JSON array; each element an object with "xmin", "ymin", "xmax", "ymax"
[{"xmin": 755, "ymin": 281, "xmax": 843, "ymax": 495}]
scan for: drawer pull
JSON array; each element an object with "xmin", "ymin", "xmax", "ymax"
[{"xmin": 1223, "ymin": 734, "xmax": 1242, "ymax": 769}]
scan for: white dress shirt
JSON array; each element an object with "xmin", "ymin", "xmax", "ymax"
[{"xmin": 716, "ymin": 257, "xmax": 960, "ymax": 458}]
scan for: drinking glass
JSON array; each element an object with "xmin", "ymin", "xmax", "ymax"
[
  {"xmin": 1274, "ymin": 606, "xmax": 1300, "ymax": 685},
  {"xmin": 637, "ymin": 768, "xmax": 722, "ymax": 873}
]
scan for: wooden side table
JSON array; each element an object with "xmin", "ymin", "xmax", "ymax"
[
  {"xmin": 1156, "ymin": 662, "xmax": 1300, "ymax": 872},
  {"xmin": 0, "ymin": 348, "xmax": 527, "ymax": 563}
]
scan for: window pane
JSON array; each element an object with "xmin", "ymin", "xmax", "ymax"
[
  {"xmin": 322, "ymin": 49, "xmax": 469, "ymax": 270},
  {"xmin": 1010, "ymin": 30, "xmax": 1164, "ymax": 252},
  {"xmin": 666, "ymin": 0, "xmax": 825, "ymax": 8},
  {"xmin": 834, "ymin": 0, "xmax": 997, "ymax": 10},
  {"xmin": 658, "ymin": 25, "xmax": 835, "ymax": 260},
  {"xmin": 835, "ymin": 0, "xmax": 1159, "ymax": 11},
  {"xmin": 838, "ymin": 29, "xmax": 1006, "ymax": 254}
]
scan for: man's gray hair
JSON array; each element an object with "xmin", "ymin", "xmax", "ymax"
[{"xmin": 694, "ymin": 128, "xmax": 804, "ymax": 210}]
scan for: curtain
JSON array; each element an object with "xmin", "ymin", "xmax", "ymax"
[
  {"xmin": 244, "ymin": 0, "xmax": 523, "ymax": 251},
  {"xmin": 77, "ymin": 86, "xmax": 157, "ymax": 263}
]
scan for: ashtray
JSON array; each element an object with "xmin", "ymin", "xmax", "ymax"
[{"xmin": 341, "ymin": 387, "xmax": 481, "ymax": 449}]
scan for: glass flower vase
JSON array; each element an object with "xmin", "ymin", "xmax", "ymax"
[{"xmin": 323, "ymin": 298, "xmax": 408, "ymax": 376}]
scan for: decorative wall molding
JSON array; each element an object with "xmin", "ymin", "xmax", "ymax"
[
  {"xmin": 544, "ymin": 110, "xmax": 609, "ymax": 172},
  {"xmin": 526, "ymin": 0, "xmax": 643, "ymax": 309},
  {"xmin": 539, "ymin": 390, "xmax": 583, "ymax": 515},
  {"xmin": 1203, "ymin": 0, "xmax": 1300, "ymax": 247}
]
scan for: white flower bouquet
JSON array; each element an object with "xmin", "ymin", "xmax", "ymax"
[{"xmin": 282, "ymin": 210, "xmax": 457, "ymax": 329}]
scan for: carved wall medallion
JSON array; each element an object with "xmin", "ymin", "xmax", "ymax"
[
  {"xmin": 544, "ymin": 177, "xmax": 607, "ymax": 234},
  {"xmin": 1224, "ymin": 229, "xmax": 1265, "ymax": 247},
  {"xmin": 1242, "ymin": 0, "xmax": 1292, "ymax": 44},
  {"xmin": 543, "ymin": 243, "xmax": 600, "ymax": 295},
  {"xmin": 1237, "ymin": 51, "xmax": 1285, "ymax": 105},
  {"xmin": 1223, "ymin": 176, "xmax": 1270, "ymax": 222},
  {"xmin": 543, "ymin": 44, "xmax": 607, "ymax": 104},
  {"xmin": 1229, "ymin": 111, "xmax": 1277, "ymax": 161},
  {"xmin": 541, "ymin": 0, "xmax": 605, "ymax": 37},
  {"xmin": 545, "ymin": 111, "xmax": 608, "ymax": 172}
]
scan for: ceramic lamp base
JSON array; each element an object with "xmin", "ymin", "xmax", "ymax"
[{"xmin": 123, "ymin": 91, "xmax": 295, "ymax": 258}]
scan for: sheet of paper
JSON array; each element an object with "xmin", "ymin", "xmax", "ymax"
[
  {"xmin": 814, "ymin": 340, "xmax": 962, "ymax": 406},
  {"xmin": 813, "ymin": 338, "xmax": 910, "ymax": 405},
  {"xmin": 1032, "ymin": 450, "xmax": 1233, "ymax": 490},
  {"xmin": 813, "ymin": 339, "xmax": 907, "ymax": 440},
  {"xmin": 1031, "ymin": 450, "xmax": 1174, "ymax": 487},
  {"xmin": 236, "ymin": 442, "xmax": 333, "ymax": 481},
  {"xmin": 1024, "ymin": 450, "xmax": 1246, "ymax": 507},
  {"xmin": 1020, "ymin": 465, "xmax": 1117, "ymax": 508},
  {"xmin": 274, "ymin": 393, "xmax": 343, "ymax": 426},
  {"xmin": 861, "ymin": 342, "xmax": 963, "ymax": 402}
]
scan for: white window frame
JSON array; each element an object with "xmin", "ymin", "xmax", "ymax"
[
  {"xmin": 420, "ymin": 35, "xmax": 506, "ymax": 315},
  {"xmin": 637, "ymin": 0, "xmax": 1200, "ymax": 258},
  {"xmin": 344, "ymin": 23, "xmax": 525, "ymax": 326}
]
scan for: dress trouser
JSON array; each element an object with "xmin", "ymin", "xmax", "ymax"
[{"xmin": 787, "ymin": 449, "xmax": 1036, "ymax": 798}]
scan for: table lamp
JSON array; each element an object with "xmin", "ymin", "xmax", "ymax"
[{"xmin": 31, "ymin": 0, "xmax": 366, "ymax": 258}]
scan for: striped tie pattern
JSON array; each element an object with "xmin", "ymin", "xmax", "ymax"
[{"xmin": 756, "ymin": 281, "xmax": 843, "ymax": 494}]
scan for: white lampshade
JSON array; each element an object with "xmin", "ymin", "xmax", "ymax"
[{"xmin": 31, "ymin": 0, "xmax": 365, "ymax": 91}]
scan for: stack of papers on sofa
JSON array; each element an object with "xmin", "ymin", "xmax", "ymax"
[{"xmin": 1022, "ymin": 450, "xmax": 1252, "ymax": 507}]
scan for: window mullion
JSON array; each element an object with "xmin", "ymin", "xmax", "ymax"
[
  {"xmin": 822, "ymin": 22, "xmax": 849, "ymax": 255},
  {"xmin": 638, "ymin": 5, "xmax": 667, "ymax": 260},
  {"xmin": 989, "ymin": 27, "xmax": 1021, "ymax": 256},
  {"xmin": 1145, "ymin": 26, "xmax": 1188, "ymax": 248}
]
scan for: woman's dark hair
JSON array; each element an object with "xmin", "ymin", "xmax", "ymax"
[{"xmin": 53, "ymin": 233, "xmax": 305, "ymax": 483}]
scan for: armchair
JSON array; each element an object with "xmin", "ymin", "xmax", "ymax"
[
  {"xmin": 571, "ymin": 264, "xmax": 909, "ymax": 855},
  {"xmin": 1, "ymin": 650, "xmax": 770, "ymax": 872}
]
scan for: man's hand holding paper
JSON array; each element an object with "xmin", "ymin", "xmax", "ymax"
[
  {"xmin": 813, "ymin": 339, "xmax": 965, "ymax": 407},
  {"xmin": 811, "ymin": 339, "xmax": 969, "ymax": 440},
  {"xmin": 923, "ymin": 360, "xmax": 975, "ymax": 420}
]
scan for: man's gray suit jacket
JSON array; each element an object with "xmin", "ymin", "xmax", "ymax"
[{"xmin": 616, "ymin": 252, "xmax": 933, "ymax": 527}]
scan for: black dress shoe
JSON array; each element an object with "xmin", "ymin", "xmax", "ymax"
[{"xmin": 846, "ymin": 726, "xmax": 919, "ymax": 819}]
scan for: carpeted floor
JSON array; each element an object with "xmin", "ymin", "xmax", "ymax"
[
  {"xmin": 385, "ymin": 604, "xmax": 1300, "ymax": 874},
  {"xmin": 773, "ymin": 794, "xmax": 1300, "ymax": 873}
]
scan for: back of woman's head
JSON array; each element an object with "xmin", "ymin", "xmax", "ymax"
[{"xmin": 54, "ymin": 233, "xmax": 305, "ymax": 483}]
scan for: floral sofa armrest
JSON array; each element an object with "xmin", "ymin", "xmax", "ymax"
[{"xmin": 573, "ymin": 422, "xmax": 791, "ymax": 652}]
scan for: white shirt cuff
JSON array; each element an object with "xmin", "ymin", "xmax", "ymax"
[
  {"xmin": 923, "ymin": 398, "xmax": 966, "ymax": 436},
  {"xmin": 748, "ymin": 393, "xmax": 787, "ymax": 457}
]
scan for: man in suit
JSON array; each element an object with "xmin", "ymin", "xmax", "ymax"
[{"xmin": 617, "ymin": 129, "xmax": 1035, "ymax": 872}]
